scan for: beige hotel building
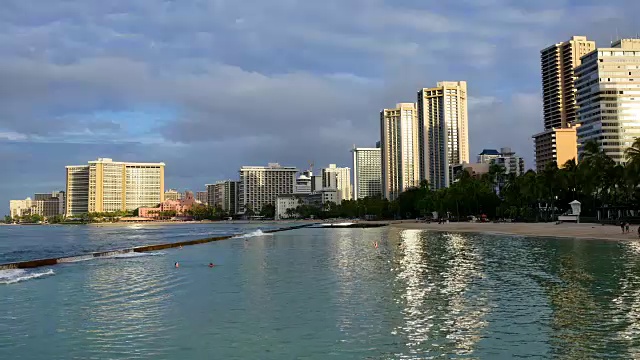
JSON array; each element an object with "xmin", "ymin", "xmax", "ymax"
[
  {"xmin": 534, "ymin": 36, "xmax": 595, "ymax": 171},
  {"xmin": 66, "ymin": 158, "xmax": 165, "ymax": 216},
  {"xmin": 418, "ymin": 81, "xmax": 469, "ymax": 189},
  {"xmin": 380, "ymin": 103, "xmax": 420, "ymax": 200}
]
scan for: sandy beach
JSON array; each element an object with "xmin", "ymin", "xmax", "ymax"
[{"xmin": 391, "ymin": 221, "xmax": 640, "ymax": 241}]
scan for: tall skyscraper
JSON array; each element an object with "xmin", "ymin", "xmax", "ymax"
[
  {"xmin": 238, "ymin": 163, "xmax": 298, "ymax": 214},
  {"xmin": 541, "ymin": 36, "xmax": 596, "ymax": 129},
  {"xmin": 65, "ymin": 165, "xmax": 90, "ymax": 216},
  {"xmin": 65, "ymin": 158, "xmax": 165, "ymax": 216},
  {"xmin": 535, "ymin": 36, "xmax": 594, "ymax": 170},
  {"xmin": 380, "ymin": 103, "xmax": 420, "ymax": 200},
  {"xmin": 351, "ymin": 147, "xmax": 382, "ymax": 200},
  {"xmin": 575, "ymin": 39, "xmax": 640, "ymax": 163},
  {"xmin": 206, "ymin": 180, "xmax": 239, "ymax": 214},
  {"xmin": 418, "ymin": 81, "xmax": 469, "ymax": 189},
  {"xmin": 321, "ymin": 164, "xmax": 352, "ymax": 201}
]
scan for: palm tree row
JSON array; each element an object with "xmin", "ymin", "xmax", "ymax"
[{"xmin": 295, "ymin": 139, "xmax": 640, "ymax": 222}]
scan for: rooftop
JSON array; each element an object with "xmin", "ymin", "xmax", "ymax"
[{"xmin": 479, "ymin": 149, "xmax": 500, "ymax": 156}]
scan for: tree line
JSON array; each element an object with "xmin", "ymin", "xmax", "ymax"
[
  {"xmin": 280, "ymin": 139, "xmax": 640, "ymax": 222},
  {"xmin": 3, "ymin": 140, "xmax": 639, "ymax": 224}
]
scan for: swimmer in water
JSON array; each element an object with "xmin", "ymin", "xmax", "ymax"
[
  {"xmin": 175, "ymin": 262, "xmax": 179, "ymax": 268},
  {"xmin": 374, "ymin": 241, "xmax": 378, "ymax": 249},
  {"xmin": 209, "ymin": 263, "xmax": 214, "ymax": 268}
]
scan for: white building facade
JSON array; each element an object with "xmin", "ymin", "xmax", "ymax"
[
  {"xmin": 238, "ymin": 163, "xmax": 298, "ymax": 214},
  {"xmin": 321, "ymin": 164, "xmax": 351, "ymax": 201},
  {"xmin": 575, "ymin": 39, "xmax": 640, "ymax": 163},
  {"xmin": 351, "ymin": 147, "xmax": 382, "ymax": 200}
]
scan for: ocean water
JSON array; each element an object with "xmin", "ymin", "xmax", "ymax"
[
  {"xmin": 2, "ymin": 225, "xmax": 640, "ymax": 359},
  {"xmin": 0, "ymin": 222, "xmax": 285, "ymax": 263}
]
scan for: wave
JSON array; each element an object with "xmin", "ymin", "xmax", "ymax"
[
  {"xmin": 233, "ymin": 229, "xmax": 273, "ymax": 239},
  {"xmin": 0, "ymin": 269, "xmax": 55, "ymax": 285},
  {"xmin": 57, "ymin": 251, "xmax": 167, "ymax": 263},
  {"xmin": 103, "ymin": 251, "xmax": 167, "ymax": 259}
]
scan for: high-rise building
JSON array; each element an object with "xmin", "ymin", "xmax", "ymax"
[
  {"xmin": 34, "ymin": 191, "xmax": 65, "ymax": 217},
  {"xmin": 321, "ymin": 164, "xmax": 352, "ymax": 201},
  {"xmin": 535, "ymin": 36, "xmax": 594, "ymax": 170},
  {"xmin": 311, "ymin": 175, "xmax": 323, "ymax": 192},
  {"xmin": 196, "ymin": 191, "xmax": 208, "ymax": 204},
  {"xmin": 541, "ymin": 36, "xmax": 596, "ymax": 129},
  {"xmin": 380, "ymin": 102, "xmax": 420, "ymax": 200},
  {"xmin": 533, "ymin": 125, "xmax": 579, "ymax": 171},
  {"xmin": 65, "ymin": 165, "xmax": 90, "ymax": 217},
  {"xmin": 164, "ymin": 189, "xmax": 182, "ymax": 201},
  {"xmin": 576, "ymin": 39, "xmax": 640, "ymax": 163},
  {"xmin": 418, "ymin": 81, "xmax": 470, "ymax": 189},
  {"xmin": 65, "ymin": 158, "xmax": 165, "ymax": 216},
  {"xmin": 238, "ymin": 163, "xmax": 298, "ymax": 214},
  {"xmin": 206, "ymin": 180, "xmax": 239, "ymax": 214},
  {"xmin": 351, "ymin": 147, "xmax": 382, "ymax": 200}
]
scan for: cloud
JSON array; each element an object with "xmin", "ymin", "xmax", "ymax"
[{"xmin": 1, "ymin": 0, "xmax": 639, "ymax": 212}]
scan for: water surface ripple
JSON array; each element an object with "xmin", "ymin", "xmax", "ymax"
[{"xmin": 2, "ymin": 225, "xmax": 640, "ymax": 359}]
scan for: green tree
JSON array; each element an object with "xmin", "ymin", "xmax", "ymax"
[{"xmin": 260, "ymin": 204, "xmax": 276, "ymax": 219}]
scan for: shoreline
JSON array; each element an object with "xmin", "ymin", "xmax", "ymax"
[{"xmin": 391, "ymin": 222, "xmax": 640, "ymax": 241}]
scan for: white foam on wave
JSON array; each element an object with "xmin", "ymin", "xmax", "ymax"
[
  {"xmin": 0, "ymin": 269, "xmax": 55, "ymax": 285},
  {"xmin": 233, "ymin": 229, "xmax": 273, "ymax": 239},
  {"xmin": 58, "ymin": 251, "xmax": 167, "ymax": 263},
  {"xmin": 100, "ymin": 251, "xmax": 167, "ymax": 259},
  {"xmin": 58, "ymin": 255, "xmax": 95, "ymax": 263}
]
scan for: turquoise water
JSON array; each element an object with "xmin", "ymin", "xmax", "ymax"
[{"xmin": 2, "ymin": 225, "xmax": 640, "ymax": 359}]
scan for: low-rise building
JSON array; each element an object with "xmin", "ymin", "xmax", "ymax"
[
  {"xmin": 164, "ymin": 189, "xmax": 182, "ymax": 201},
  {"xmin": 477, "ymin": 147, "xmax": 526, "ymax": 176},
  {"xmin": 533, "ymin": 125, "xmax": 578, "ymax": 171},
  {"xmin": 450, "ymin": 163, "xmax": 490, "ymax": 182},
  {"xmin": 10, "ymin": 191, "xmax": 66, "ymax": 220},
  {"xmin": 196, "ymin": 191, "xmax": 208, "ymax": 204},
  {"xmin": 275, "ymin": 193, "xmax": 324, "ymax": 220},
  {"xmin": 139, "ymin": 191, "xmax": 197, "ymax": 218}
]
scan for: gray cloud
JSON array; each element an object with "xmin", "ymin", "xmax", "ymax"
[{"xmin": 1, "ymin": 0, "xmax": 640, "ymax": 212}]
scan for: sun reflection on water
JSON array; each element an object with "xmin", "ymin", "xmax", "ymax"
[{"xmin": 393, "ymin": 230, "xmax": 488, "ymax": 358}]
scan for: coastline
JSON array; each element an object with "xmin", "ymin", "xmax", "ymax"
[{"xmin": 391, "ymin": 221, "xmax": 640, "ymax": 241}]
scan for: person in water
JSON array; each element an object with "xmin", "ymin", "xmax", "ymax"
[
  {"xmin": 175, "ymin": 262, "xmax": 179, "ymax": 268},
  {"xmin": 209, "ymin": 263, "xmax": 215, "ymax": 268}
]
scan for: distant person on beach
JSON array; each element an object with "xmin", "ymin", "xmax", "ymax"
[
  {"xmin": 621, "ymin": 221, "xmax": 625, "ymax": 233},
  {"xmin": 626, "ymin": 222, "xmax": 630, "ymax": 233},
  {"xmin": 638, "ymin": 225, "xmax": 640, "ymax": 239}
]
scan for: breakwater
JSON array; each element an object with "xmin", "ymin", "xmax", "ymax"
[{"xmin": 0, "ymin": 223, "xmax": 315, "ymax": 270}]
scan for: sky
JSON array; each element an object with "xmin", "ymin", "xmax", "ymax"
[{"xmin": 1, "ymin": 0, "xmax": 638, "ymax": 213}]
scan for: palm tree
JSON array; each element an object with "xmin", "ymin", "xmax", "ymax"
[{"xmin": 624, "ymin": 137, "xmax": 640, "ymax": 186}]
